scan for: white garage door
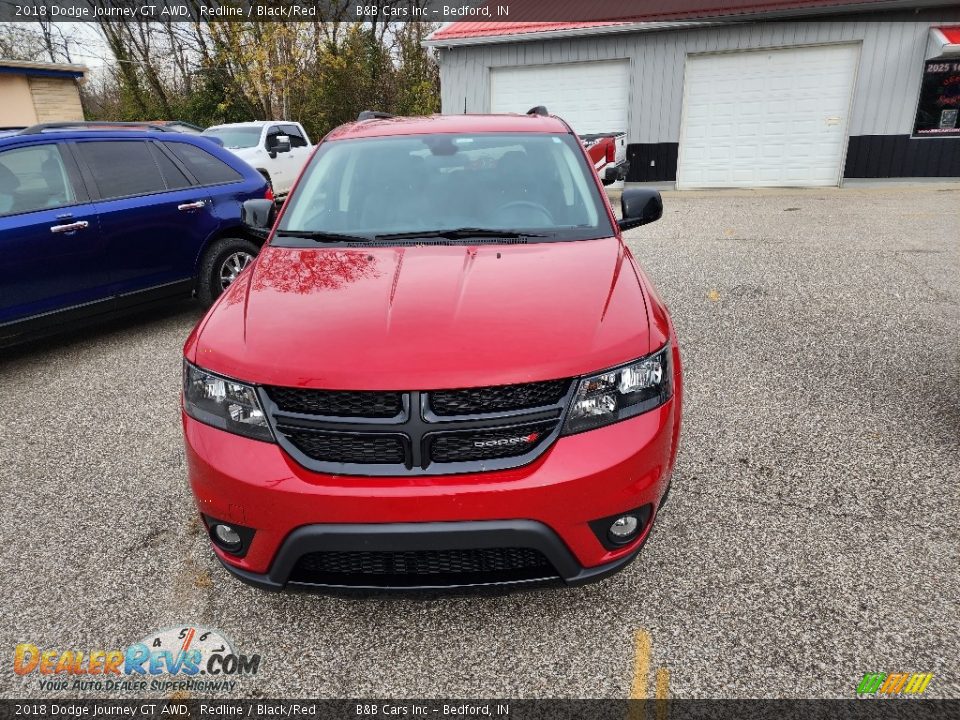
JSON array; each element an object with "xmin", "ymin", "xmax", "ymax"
[
  {"xmin": 677, "ymin": 44, "xmax": 860, "ymax": 188},
  {"xmin": 490, "ymin": 60, "xmax": 629, "ymax": 135}
]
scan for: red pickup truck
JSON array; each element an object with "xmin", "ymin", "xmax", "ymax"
[{"xmin": 581, "ymin": 131, "xmax": 630, "ymax": 185}]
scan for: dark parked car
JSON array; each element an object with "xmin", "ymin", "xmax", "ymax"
[{"xmin": 0, "ymin": 122, "xmax": 271, "ymax": 347}]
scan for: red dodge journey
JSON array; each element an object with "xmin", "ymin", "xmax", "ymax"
[{"xmin": 181, "ymin": 108, "xmax": 683, "ymax": 592}]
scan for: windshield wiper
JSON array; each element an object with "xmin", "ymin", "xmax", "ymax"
[
  {"xmin": 374, "ymin": 228, "xmax": 550, "ymax": 242},
  {"xmin": 274, "ymin": 229, "xmax": 372, "ymax": 243}
]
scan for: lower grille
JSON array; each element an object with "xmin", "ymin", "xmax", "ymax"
[
  {"xmin": 289, "ymin": 547, "xmax": 557, "ymax": 587},
  {"xmin": 279, "ymin": 428, "xmax": 405, "ymax": 465},
  {"xmin": 430, "ymin": 420, "xmax": 556, "ymax": 463}
]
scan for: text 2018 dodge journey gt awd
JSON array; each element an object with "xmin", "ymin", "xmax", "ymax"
[{"xmin": 182, "ymin": 109, "xmax": 682, "ymax": 591}]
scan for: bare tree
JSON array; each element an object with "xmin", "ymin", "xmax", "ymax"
[{"xmin": 0, "ymin": 19, "xmax": 77, "ymax": 63}]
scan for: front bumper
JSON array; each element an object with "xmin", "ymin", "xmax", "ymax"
[
  {"xmin": 217, "ymin": 519, "xmax": 653, "ymax": 592},
  {"xmin": 183, "ymin": 397, "xmax": 679, "ymax": 591}
]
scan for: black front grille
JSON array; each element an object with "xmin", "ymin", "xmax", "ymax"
[
  {"xmin": 265, "ymin": 387, "xmax": 402, "ymax": 418},
  {"xmin": 289, "ymin": 547, "xmax": 556, "ymax": 587},
  {"xmin": 430, "ymin": 420, "xmax": 556, "ymax": 463},
  {"xmin": 265, "ymin": 379, "xmax": 571, "ymax": 474},
  {"xmin": 279, "ymin": 428, "xmax": 405, "ymax": 465},
  {"xmin": 430, "ymin": 379, "xmax": 569, "ymax": 416}
]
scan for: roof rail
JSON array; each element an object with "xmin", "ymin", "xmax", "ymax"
[
  {"xmin": 357, "ymin": 110, "xmax": 394, "ymax": 121},
  {"xmin": 18, "ymin": 121, "xmax": 174, "ymax": 135},
  {"xmin": 526, "ymin": 106, "xmax": 549, "ymax": 117}
]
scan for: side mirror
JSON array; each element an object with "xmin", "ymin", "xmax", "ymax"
[
  {"xmin": 602, "ymin": 161, "xmax": 629, "ymax": 186},
  {"xmin": 241, "ymin": 198, "xmax": 276, "ymax": 236},
  {"xmin": 618, "ymin": 188, "xmax": 663, "ymax": 231},
  {"xmin": 274, "ymin": 135, "xmax": 291, "ymax": 154}
]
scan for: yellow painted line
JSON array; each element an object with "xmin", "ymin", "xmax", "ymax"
[
  {"xmin": 655, "ymin": 667, "xmax": 671, "ymax": 720},
  {"xmin": 655, "ymin": 667, "xmax": 671, "ymax": 701},
  {"xmin": 631, "ymin": 629, "xmax": 652, "ymax": 700},
  {"xmin": 629, "ymin": 629, "xmax": 671, "ymax": 720}
]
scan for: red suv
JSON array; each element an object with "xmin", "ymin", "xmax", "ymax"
[{"xmin": 182, "ymin": 109, "xmax": 682, "ymax": 592}]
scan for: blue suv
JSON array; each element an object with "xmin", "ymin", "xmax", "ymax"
[{"xmin": 0, "ymin": 122, "xmax": 271, "ymax": 347}]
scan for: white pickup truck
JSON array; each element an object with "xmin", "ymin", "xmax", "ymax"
[{"xmin": 202, "ymin": 121, "xmax": 312, "ymax": 196}]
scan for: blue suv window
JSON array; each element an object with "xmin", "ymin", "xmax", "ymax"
[
  {"xmin": 164, "ymin": 142, "xmax": 242, "ymax": 186},
  {"xmin": 75, "ymin": 140, "xmax": 168, "ymax": 199},
  {"xmin": 0, "ymin": 144, "xmax": 77, "ymax": 216},
  {"xmin": 149, "ymin": 144, "xmax": 192, "ymax": 190}
]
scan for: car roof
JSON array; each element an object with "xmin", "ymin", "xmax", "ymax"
[
  {"xmin": 206, "ymin": 121, "xmax": 293, "ymax": 130},
  {"xmin": 0, "ymin": 127, "xmax": 230, "ymax": 147},
  {"xmin": 326, "ymin": 113, "xmax": 572, "ymax": 141}
]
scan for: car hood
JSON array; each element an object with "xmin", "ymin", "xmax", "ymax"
[
  {"xmin": 189, "ymin": 238, "xmax": 652, "ymax": 390},
  {"xmin": 225, "ymin": 147, "xmax": 259, "ymax": 158}
]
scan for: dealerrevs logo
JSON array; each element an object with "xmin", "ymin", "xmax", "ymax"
[
  {"xmin": 14, "ymin": 626, "xmax": 261, "ymax": 693},
  {"xmin": 857, "ymin": 672, "xmax": 933, "ymax": 697},
  {"xmin": 474, "ymin": 432, "xmax": 540, "ymax": 449}
]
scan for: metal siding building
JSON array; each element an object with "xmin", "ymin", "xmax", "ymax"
[{"xmin": 428, "ymin": 9, "xmax": 960, "ymax": 185}]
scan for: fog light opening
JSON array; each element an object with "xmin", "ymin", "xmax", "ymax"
[
  {"xmin": 212, "ymin": 523, "xmax": 242, "ymax": 552},
  {"xmin": 608, "ymin": 514, "xmax": 640, "ymax": 545}
]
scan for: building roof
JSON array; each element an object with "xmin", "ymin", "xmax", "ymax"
[
  {"xmin": 429, "ymin": 21, "xmax": 631, "ymax": 43},
  {"xmin": 0, "ymin": 59, "xmax": 86, "ymax": 80},
  {"xmin": 425, "ymin": 0, "xmax": 956, "ymax": 45},
  {"xmin": 326, "ymin": 113, "xmax": 571, "ymax": 141}
]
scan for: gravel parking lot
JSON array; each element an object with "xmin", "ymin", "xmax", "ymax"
[{"xmin": 1, "ymin": 184, "xmax": 957, "ymax": 699}]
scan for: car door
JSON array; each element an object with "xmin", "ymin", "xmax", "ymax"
[
  {"xmin": 71, "ymin": 138, "xmax": 218, "ymax": 296},
  {"xmin": 0, "ymin": 140, "xmax": 106, "ymax": 328},
  {"xmin": 264, "ymin": 124, "xmax": 296, "ymax": 194},
  {"xmin": 281, "ymin": 123, "xmax": 311, "ymax": 184}
]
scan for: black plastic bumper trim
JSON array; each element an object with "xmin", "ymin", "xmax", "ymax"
[
  {"xmin": 588, "ymin": 503, "xmax": 654, "ymax": 551},
  {"xmin": 201, "ymin": 514, "xmax": 256, "ymax": 559},
  {"xmin": 214, "ymin": 519, "xmax": 649, "ymax": 593}
]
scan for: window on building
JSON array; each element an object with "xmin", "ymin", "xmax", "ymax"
[{"xmin": 913, "ymin": 58, "xmax": 960, "ymax": 137}]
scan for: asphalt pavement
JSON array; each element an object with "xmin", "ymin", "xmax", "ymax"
[{"xmin": 1, "ymin": 184, "xmax": 957, "ymax": 699}]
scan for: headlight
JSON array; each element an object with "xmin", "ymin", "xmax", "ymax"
[
  {"xmin": 562, "ymin": 346, "xmax": 672, "ymax": 434},
  {"xmin": 182, "ymin": 361, "xmax": 273, "ymax": 442}
]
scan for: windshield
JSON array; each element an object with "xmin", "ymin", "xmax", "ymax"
[
  {"xmin": 277, "ymin": 133, "xmax": 614, "ymax": 242},
  {"xmin": 202, "ymin": 127, "xmax": 261, "ymax": 149}
]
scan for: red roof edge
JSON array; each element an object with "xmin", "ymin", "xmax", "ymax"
[
  {"xmin": 939, "ymin": 26, "xmax": 960, "ymax": 44},
  {"xmin": 427, "ymin": 0, "xmax": 908, "ymax": 43}
]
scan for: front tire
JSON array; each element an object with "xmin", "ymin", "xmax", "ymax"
[{"xmin": 197, "ymin": 237, "xmax": 259, "ymax": 307}]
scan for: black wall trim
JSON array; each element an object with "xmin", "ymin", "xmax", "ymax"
[
  {"xmin": 845, "ymin": 135, "xmax": 960, "ymax": 178},
  {"xmin": 625, "ymin": 136, "xmax": 960, "ymax": 184},
  {"xmin": 626, "ymin": 143, "xmax": 678, "ymax": 182}
]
